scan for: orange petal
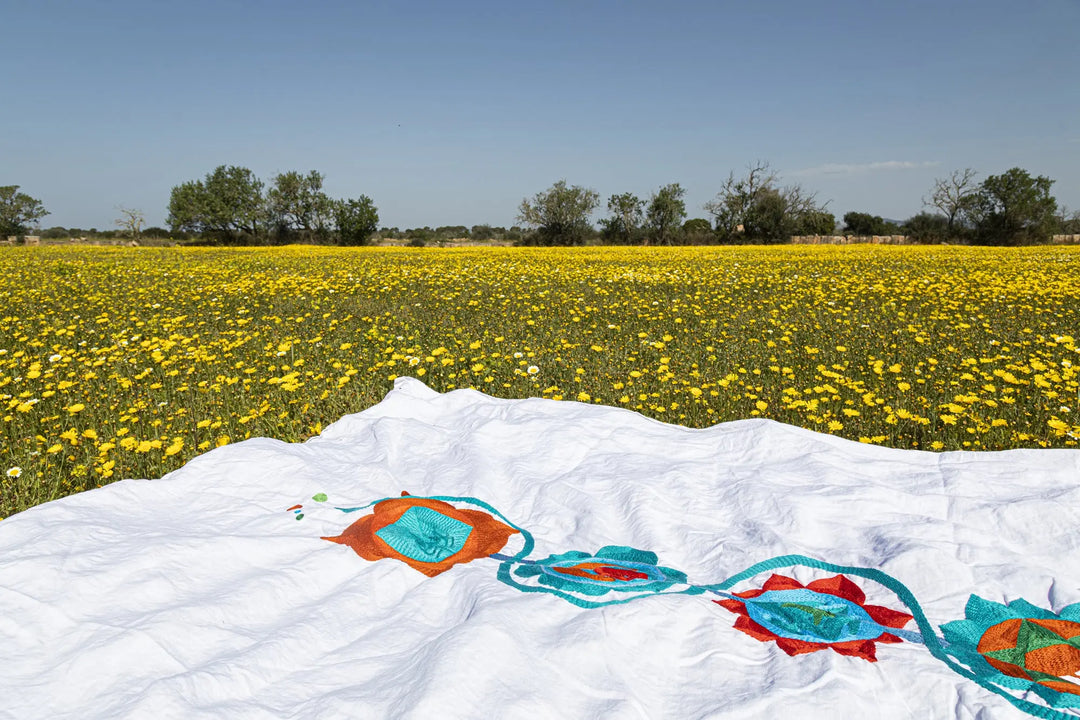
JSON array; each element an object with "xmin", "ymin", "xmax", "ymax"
[
  {"xmin": 977, "ymin": 618, "xmax": 1021, "ymax": 654},
  {"xmin": 1025, "ymin": 642, "xmax": 1080, "ymax": 678},
  {"xmin": 324, "ymin": 496, "xmax": 519, "ymax": 577}
]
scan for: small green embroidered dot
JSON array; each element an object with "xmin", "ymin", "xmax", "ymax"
[
  {"xmin": 312, "ymin": 493, "xmax": 328, "ymax": 502},
  {"xmin": 295, "ymin": 513, "xmax": 304, "ymax": 520}
]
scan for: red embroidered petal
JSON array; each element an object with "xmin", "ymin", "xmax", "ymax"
[
  {"xmin": 734, "ymin": 588, "xmax": 767, "ymax": 599},
  {"xmin": 829, "ymin": 639, "xmax": 878, "ymax": 662},
  {"xmin": 773, "ymin": 636, "xmax": 824, "ymax": 656},
  {"xmin": 862, "ymin": 603, "xmax": 914, "ymax": 630},
  {"xmin": 761, "ymin": 574, "xmax": 805, "ymax": 592},
  {"xmin": 716, "ymin": 598, "xmax": 748, "ymax": 614},
  {"xmin": 806, "ymin": 574, "xmax": 866, "ymax": 605}
]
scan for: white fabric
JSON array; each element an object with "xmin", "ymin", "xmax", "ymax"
[{"xmin": 1, "ymin": 377, "xmax": 1078, "ymax": 719}]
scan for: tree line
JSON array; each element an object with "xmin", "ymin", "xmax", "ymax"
[
  {"xmin": 3, "ymin": 163, "xmax": 1077, "ymax": 246},
  {"xmin": 516, "ymin": 163, "xmax": 1078, "ymax": 246},
  {"xmin": 165, "ymin": 166, "xmax": 378, "ymax": 245}
]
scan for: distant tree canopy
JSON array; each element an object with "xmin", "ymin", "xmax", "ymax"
[
  {"xmin": 902, "ymin": 212, "xmax": 950, "ymax": 243},
  {"xmin": 434, "ymin": 225, "xmax": 470, "ymax": 239},
  {"xmin": 795, "ymin": 210, "xmax": 837, "ymax": 236},
  {"xmin": 334, "ymin": 196, "xmax": 379, "ymax": 246},
  {"xmin": 842, "ymin": 212, "xmax": 900, "ymax": 236},
  {"xmin": 517, "ymin": 180, "xmax": 600, "ymax": 246},
  {"xmin": 645, "ymin": 183, "xmax": 687, "ymax": 245},
  {"xmin": 599, "ymin": 192, "xmax": 644, "ymax": 245},
  {"xmin": 682, "ymin": 217, "xmax": 714, "ymax": 244},
  {"xmin": 0, "ymin": 185, "xmax": 49, "ymax": 237},
  {"xmin": 167, "ymin": 165, "xmax": 264, "ymax": 241},
  {"xmin": 965, "ymin": 167, "xmax": 1058, "ymax": 246},
  {"xmin": 167, "ymin": 166, "xmax": 377, "ymax": 246},
  {"xmin": 40, "ymin": 226, "xmax": 70, "ymax": 239},
  {"xmin": 469, "ymin": 224, "xmax": 497, "ymax": 240},
  {"xmin": 704, "ymin": 162, "xmax": 830, "ymax": 243},
  {"xmin": 268, "ymin": 170, "xmax": 334, "ymax": 242}
]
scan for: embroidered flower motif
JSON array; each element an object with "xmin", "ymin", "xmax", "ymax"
[
  {"xmin": 941, "ymin": 595, "xmax": 1080, "ymax": 708},
  {"xmin": 323, "ymin": 493, "xmax": 518, "ymax": 577},
  {"xmin": 716, "ymin": 573, "xmax": 913, "ymax": 662},
  {"xmin": 512, "ymin": 545, "xmax": 691, "ymax": 597}
]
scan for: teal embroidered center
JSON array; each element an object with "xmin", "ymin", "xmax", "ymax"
[
  {"xmin": 375, "ymin": 506, "xmax": 473, "ymax": 563},
  {"xmin": 744, "ymin": 589, "xmax": 882, "ymax": 643}
]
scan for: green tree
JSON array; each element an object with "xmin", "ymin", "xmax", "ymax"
[
  {"xmin": 742, "ymin": 188, "xmax": 793, "ymax": 241},
  {"xmin": 645, "ymin": 183, "xmax": 687, "ymax": 245},
  {"xmin": 682, "ymin": 217, "xmax": 714, "ymax": 244},
  {"xmin": 268, "ymin": 170, "xmax": 333, "ymax": 242},
  {"xmin": 842, "ymin": 211, "xmax": 899, "ymax": 236},
  {"xmin": 704, "ymin": 162, "xmax": 828, "ymax": 243},
  {"xmin": 795, "ymin": 210, "xmax": 837, "ymax": 235},
  {"xmin": 704, "ymin": 162, "xmax": 776, "ymax": 241},
  {"xmin": 902, "ymin": 212, "xmax": 949, "ymax": 243},
  {"xmin": 334, "ymin": 196, "xmax": 379, "ymax": 246},
  {"xmin": 405, "ymin": 227, "xmax": 435, "ymax": 243},
  {"xmin": 965, "ymin": 167, "xmax": 1058, "ymax": 245},
  {"xmin": 40, "ymin": 226, "xmax": 69, "ymax": 239},
  {"xmin": 517, "ymin": 180, "xmax": 600, "ymax": 246},
  {"xmin": 470, "ymin": 224, "xmax": 496, "ymax": 241},
  {"xmin": 167, "ymin": 165, "xmax": 265, "ymax": 242},
  {"xmin": 435, "ymin": 225, "xmax": 470, "ymax": 240},
  {"xmin": 167, "ymin": 180, "xmax": 208, "ymax": 235},
  {"xmin": 0, "ymin": 186, "xmax": 49, "ymax": 237},
  {"xmin": 204, "ymin": 165, "xmax": 264, "ymax": 238},
  {"xmin": 599, "ymin": 192, "xmax": 644, "ymax": 245}
]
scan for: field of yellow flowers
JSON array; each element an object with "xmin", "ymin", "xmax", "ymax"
[{"xmin": 2, "ymin": 244, "xmax": 1078, "ymax": 518}]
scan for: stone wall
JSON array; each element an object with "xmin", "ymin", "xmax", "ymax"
[{"xmin": 1051, "ymin": 234, "xmax": 1080, "ymax": 244}]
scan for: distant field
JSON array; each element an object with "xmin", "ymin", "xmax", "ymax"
[{"xmin": 1, "ymin": 244, "xmax": 1078, "ymax": 518}]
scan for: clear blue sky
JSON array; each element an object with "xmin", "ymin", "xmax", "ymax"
[{"xmin": 3, "ymin": 0, "xmax": 1078, "ymax": 230}]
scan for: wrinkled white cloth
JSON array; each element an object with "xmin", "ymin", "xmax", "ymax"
[{"xmin": 1, "ymin": 377, "xmax": 1078, "ymax": 719}]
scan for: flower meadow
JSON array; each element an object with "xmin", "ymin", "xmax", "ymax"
[{"xmin": 1, "ymin": 244, "xmax": 1078, "ymax": 518}]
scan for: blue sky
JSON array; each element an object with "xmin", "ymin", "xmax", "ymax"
[{"xmin": 3, "ymin": 0, "xmax": 1078, "ymax": 230}]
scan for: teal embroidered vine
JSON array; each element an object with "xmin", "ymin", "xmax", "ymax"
[{"xmin": 298, "ymin": 491, "xmax": 1080, "ymax": 719}]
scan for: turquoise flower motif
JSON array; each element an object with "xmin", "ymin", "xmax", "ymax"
[
  {"xmin": 941, "ymin": 595, "xmax": 1080, "ymax": 709},
  {"xmin": 500, "ymin": 545, "xmax": 703, "ymax": 608}
]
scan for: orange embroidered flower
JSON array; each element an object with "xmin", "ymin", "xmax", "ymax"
[{"xmin": 323, "ymin": 493, "xmax": 518, "ymax": 577}]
